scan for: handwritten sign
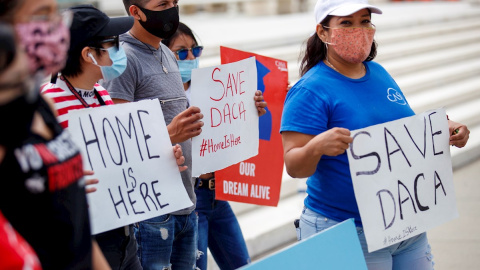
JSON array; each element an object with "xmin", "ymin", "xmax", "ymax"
[
  {"xmin": 215, "ymin": 47, "xmax": 288, "ymax": 206},
  {"xmin": 239, "ymin": 219, "xmax": 367, "ymax": 270},
  {"xmin": 347, "ymin": 108, "xmax": 458, "ymax": 252},
  {"xmin": 68, "ymin": 99, "xmax": 193, "ymax": 235},
  {"xmin": 191, "ymin": 57, "xmax": 259, "ymax": 177}
]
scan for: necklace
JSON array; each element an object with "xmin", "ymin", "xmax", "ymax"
[
  {"xmin": 325, "ymin": 58, "xmax": 366, "ymax": 75},
  {"xmin": 129, "ymin": 31, "xmax": 168, "ymax": 74}
]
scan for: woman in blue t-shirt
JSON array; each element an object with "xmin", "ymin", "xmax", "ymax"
[{"xmin": 280, "ymin": 0, "xmax": 470, "ymax": 269}]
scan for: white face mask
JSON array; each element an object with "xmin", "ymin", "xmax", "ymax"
[{"xmin": 88, "ymin": 45, "xmax": 127, "ymax": 81}]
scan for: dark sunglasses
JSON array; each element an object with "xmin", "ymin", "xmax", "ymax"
[
  {"xmin": 89, "ymin": 36, "xmax": 119, "ymax": 50},
  {"xmin": 175, "ymin": 46, "xmax": 203, "ymax": 60}
]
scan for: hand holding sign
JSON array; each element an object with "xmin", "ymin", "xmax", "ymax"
[
  {"xmin": 168, "ymin": 106, "xmax": 204, "ymax": 144},
  {"xmin": 254, "ymin": 90, "xmax": 267, "ymax": 116},
  {"xmin": 447, "ymin": 119, "xmax": 470, "ymax": 147},
  {"xmin": 347, "ymin": 108, "xmax": 458, "ymax": 252}
]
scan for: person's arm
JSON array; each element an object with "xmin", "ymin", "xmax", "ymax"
[
  {"xmin": 282, "ymin": 128, "xmax": 353, "ymax": 178},
  {"xmin": 92, "ymin": 240, "xmax": 111, "ymax": 270},
  {"xmin": 448, "ymin": 119, "xmax": 470, "ymax": 148}
]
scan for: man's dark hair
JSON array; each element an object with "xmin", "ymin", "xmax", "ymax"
[{"xmin": 122, "ymin": 0, "xmax": 149, "ymax": 15}]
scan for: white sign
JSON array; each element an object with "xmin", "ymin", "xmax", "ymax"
[
  {"xmin": 68, "ymin": 99, "xmax": 192, "ymax": 235},
  {"xmin": 347, "ymin": 108, "xmax": 458, "ymax": 252},
  {"xmin": 191, "ymin": 57, "xmax": 259, "ymax": 177}
]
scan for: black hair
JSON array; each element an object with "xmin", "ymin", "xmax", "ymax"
[
  {"xmin": 122, "ymin": 0, "xmax": 149, "ymax": 15},
  {"xmin": 0, "ymin": 0, "xmax": 24, "ymax": 23},
  {"xmin": 161, "ymin": 22, "xmax": 198, "ymax": 48},
  {"xmin": 0, "ymin": 23, "xmax": 16, "ymax": 74},
  {"xmin": 299, "ymin": 14, "xmax": 378, "ymax": 76},
  {"xmin": 61, "ymin": 39, "xmax": 103, "ymax": 78}
]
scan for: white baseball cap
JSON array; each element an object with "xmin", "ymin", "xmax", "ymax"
[{"xmin": 314, "ymin": 0, "xmax": 382, "ymax": 24}]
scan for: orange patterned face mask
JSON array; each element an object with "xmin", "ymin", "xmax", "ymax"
[{"xmin": 325, "ymin": 27, "xmax": 376, "ymax": 64}]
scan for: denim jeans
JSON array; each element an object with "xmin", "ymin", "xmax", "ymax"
[
  {"xmin": 298, "ymin": 207, "xmax": 435, "ymax": 270},
  {"xmin": 135, "ymin": 212, "xmax": 198, "ymax": 270},
  {"xmin": 95, "ymin": 225, "xmax": 142, "ymax": 270},
  {"xmin": 196, "ymin": 188, "xmax": 250, "ymax": 270}
]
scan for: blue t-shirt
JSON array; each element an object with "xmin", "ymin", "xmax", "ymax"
[{"xmin": 280, "ymin": 61, "xmax": 415, "ymax": 226}]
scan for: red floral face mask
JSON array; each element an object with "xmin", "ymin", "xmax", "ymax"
[
  {"xmin": 326, "ymin": 27, "xmax": 376, "ymax": 64},
  {"xmin": 15, "ymin": 19, "xmax": 70, "ymax": 75}
]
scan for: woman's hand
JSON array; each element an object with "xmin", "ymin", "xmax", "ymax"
[
  {"xmin": 282, "ymin": 127, "xmax": 352, "ymax": 178},
  {"xmin": 448, "ymin": 120, "xmax": 470, "ymax": 148},
  {"xmin": 173, "ymin": 144, "xmax": 187, "ymax": 172},
  {"xmin": 254, "ymin": 90, "xmax": 267, "ymax": 117},
  {"xmin": 83, "ymin": 170, "xmax": 99, "ymax": 194}
]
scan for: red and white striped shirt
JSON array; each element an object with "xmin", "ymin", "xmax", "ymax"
[{"xmin": 41, "ymin": 77, "xmax": 114, "ymax": 128}]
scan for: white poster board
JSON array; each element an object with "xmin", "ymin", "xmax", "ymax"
[
  {"xmin": 347, "ymin": 108, "xmax": 458, "ymax": 252},
  {"xmin": 68, "ymin": 99, "xmax": 192, "ymax": 235},
  {"xmin": 191, "ymin": 57, "xmax": 259, "ymax": 177}
]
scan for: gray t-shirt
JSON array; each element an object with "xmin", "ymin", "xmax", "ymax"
[{"xmin": 103, "ymin": 33, "xmax": 195, "ymax": 215}]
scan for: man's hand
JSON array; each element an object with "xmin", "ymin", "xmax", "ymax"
[{"xmin": 168, "ymin": 106, "xmax": 204, "ymax": 144}]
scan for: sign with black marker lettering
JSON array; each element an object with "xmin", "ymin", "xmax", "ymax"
[
  {"xmin": 68, "ymin": 99, "xmax": 192, "ymax": 235},
  {"xmin": 191, "ymin": 57, "xmax": 259, "ymax": 177},
  {"xmin": 347, "ymin": 108, "xmax": 458, "ymax": 252}
]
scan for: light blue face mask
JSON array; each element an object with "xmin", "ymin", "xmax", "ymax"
[
  {"xmin": 89, "ymin": 45, "xmax": 127, "ymax": 81},
  {"xmin": 177, "ymin": 58, "xmax": 199, "ymax": 83}
]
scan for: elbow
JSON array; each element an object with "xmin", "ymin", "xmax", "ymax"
[{"xmin": 285, "ymin": 164, "xmax": 313, "ymax": 179}]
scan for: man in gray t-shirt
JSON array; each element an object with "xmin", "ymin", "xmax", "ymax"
[{"xmin": 103, "ymin": 1, "xmax": 203, "ymax": 269}]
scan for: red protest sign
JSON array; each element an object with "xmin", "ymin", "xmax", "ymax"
[{"xmin": 215, "ymin": 46, "xmax": 288, "ymax": 206}]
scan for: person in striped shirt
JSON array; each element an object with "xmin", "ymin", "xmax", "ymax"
[{"xmin": 41, "ymin": 5, "xmax": 185, "ymax": 270}]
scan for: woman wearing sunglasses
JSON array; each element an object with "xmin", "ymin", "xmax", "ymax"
[
  {"xmin": 163, "ymin": 23, "xmax": 204, "ymax": 104},
  {"xmin": 162, "ymin": 22, "xmax": 252, "ymax": 270}
]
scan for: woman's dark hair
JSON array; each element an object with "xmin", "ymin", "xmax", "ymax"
[
  {"xmin": 161, "ymin": 22, "xmax": 198, "ymax": 48},
  {"xmin": 0, "ymin": 0, "xmax": 24, "ymax": 23},
  {"xmin": 0, "ymin": 23, "xmax": 16, "ymax": 74},
  {"xmin": 299, "ymin": 14, "xmax": 378, "ymax": 76}
]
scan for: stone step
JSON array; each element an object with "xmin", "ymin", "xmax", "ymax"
[
  {"xmin": 394, "ymin": 58, "xmax": 480, "ymax": 95},
  {"xmin": 408, "ymin": 76, "xmax": 480, "ymax": 114},
  {"xmin": 381, "ymin": 42, "xmax": 480, "ymax": 77}
]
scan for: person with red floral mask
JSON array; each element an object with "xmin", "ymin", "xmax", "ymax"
[{"xmin": 281, "ymin": 0, "xmax": 470, "ymax": 269}]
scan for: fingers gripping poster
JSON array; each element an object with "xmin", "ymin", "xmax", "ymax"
[
  {"xmin": 215, "ymin": 47, "xmax": 288, "ymax": 207},
  {"xmin": 347, "ymin": 108, "xmax": 458, "ymax": 252},
  {"xmin": 191, "ymin": 57, "xmax": 259, "ymax": 177},
  {"xmin": 68, "ymin": 99, "xmax": 192, "ymax": 235}
]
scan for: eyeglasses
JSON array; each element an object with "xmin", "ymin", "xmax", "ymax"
[{"xmin": 175, "ymin": 46, "xmax": 203, "ymax": 60}]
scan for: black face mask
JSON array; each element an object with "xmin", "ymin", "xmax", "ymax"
[
  {"xmin": 136, "ymin": 5, "xmax": 179, "ymax": 39},
  {"xmin": 0, "ymin": 79, "xmax": 40, "ymax": 148}
]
